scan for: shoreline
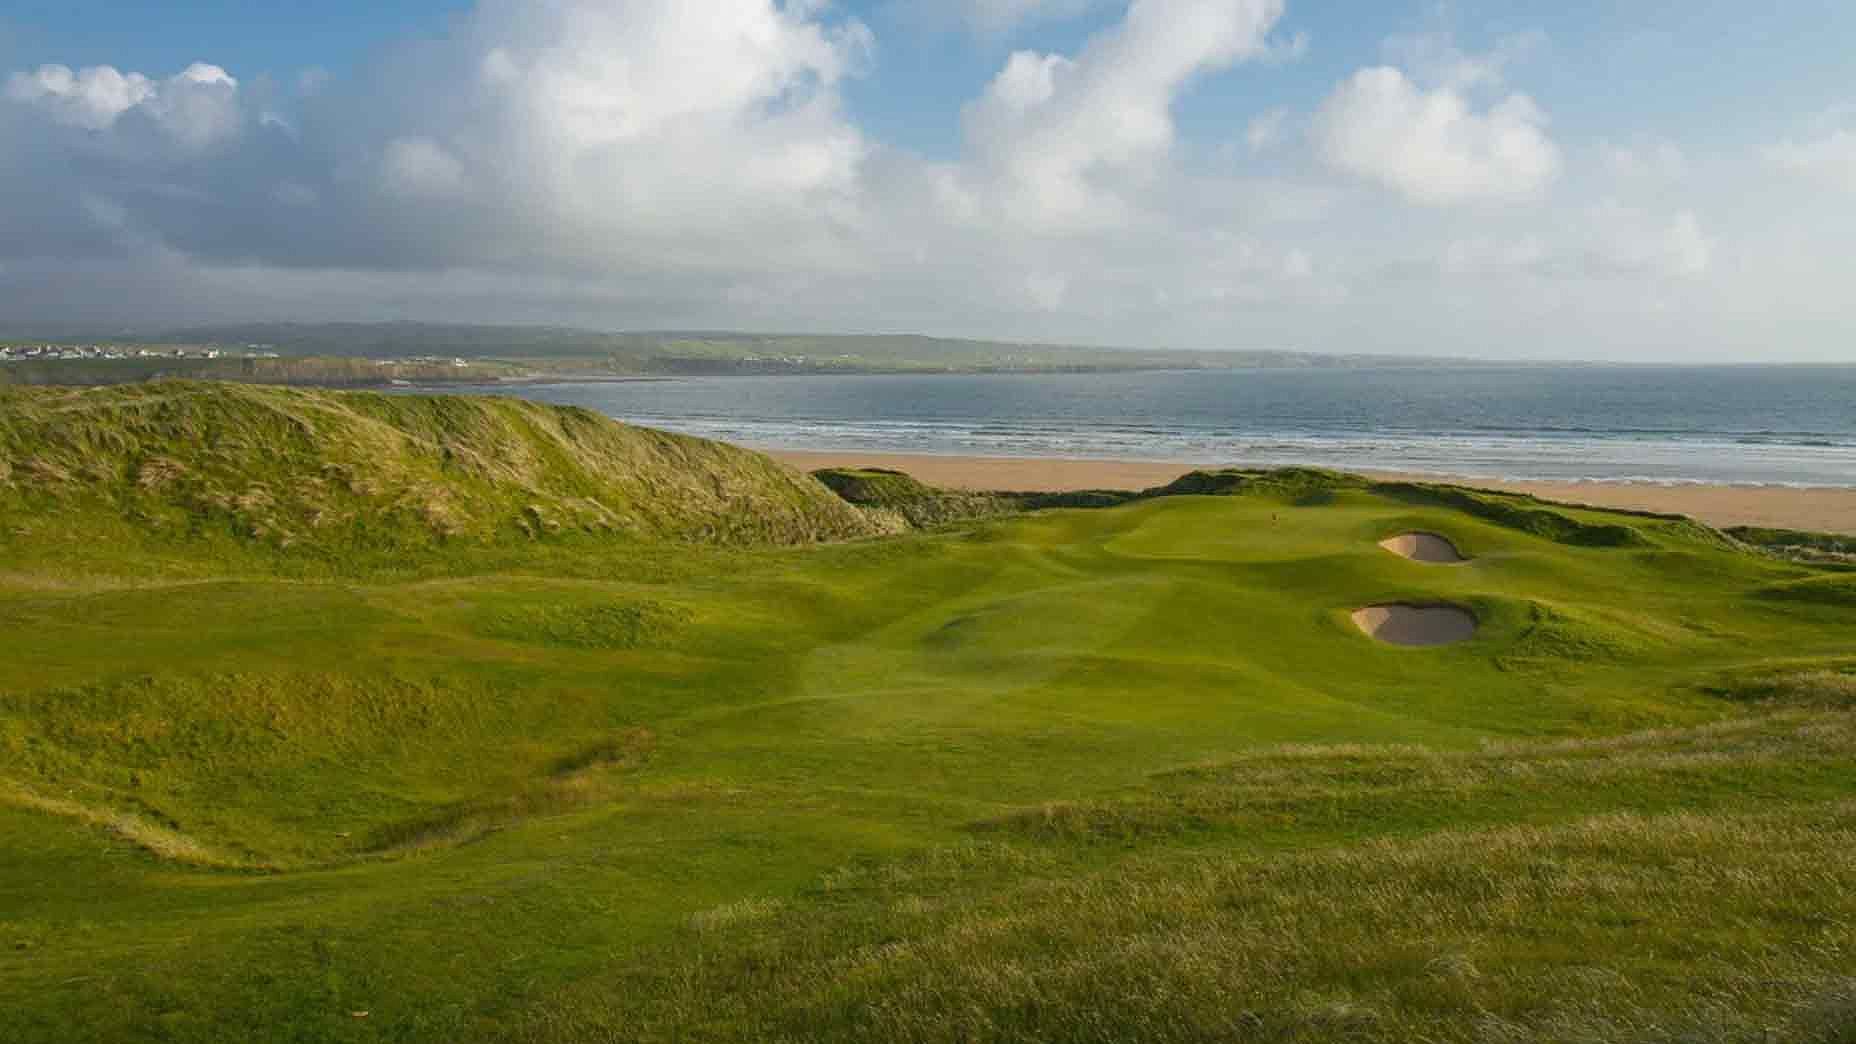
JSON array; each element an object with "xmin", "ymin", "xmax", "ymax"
[{"xmin": 769, "ymin": 449, "xmax": 1856, "ymax": 534}]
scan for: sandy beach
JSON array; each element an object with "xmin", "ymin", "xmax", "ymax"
[{"xmin": 772, "ymin": 450, "xmax": 1856, "ymax": 534}]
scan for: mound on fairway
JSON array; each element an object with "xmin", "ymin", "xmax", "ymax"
[
  {"xmin": 1352, "ymin": 603, "xmax": 1478, "ymax": 646},
  {"xmin": 1379, "ymin": 531, "xmax": 1467, "ymax": 563}
]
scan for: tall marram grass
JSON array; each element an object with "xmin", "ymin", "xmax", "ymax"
[
  {"xmin": 0, "ymin": 382, "xmax": 877, "ymax": 566},
  {"xmin": 518, "ymin": 803, "xmax": 1856, "ymax": 1043},
  {"xmin": 510, "ymin": 714, "xmax": 1856, "ymax": 1043}
]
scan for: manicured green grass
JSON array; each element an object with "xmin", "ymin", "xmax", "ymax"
[{"xmin": 2, "ymin": 407, "xmax": 1854, "ymax": 1040}]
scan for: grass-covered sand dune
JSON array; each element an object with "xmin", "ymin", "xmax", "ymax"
[
  {"xmin": 0, "ymin": 382, "xmax": 877, "ymax": 570},
  {"xmin": 1, "ymin": 386, "xmax": 1854, "ymax": 1042}
]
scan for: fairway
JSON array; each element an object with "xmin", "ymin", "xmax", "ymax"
[{"xmin": 4, "ymin": 436, "xmax": 1856, "ymax": 1041}]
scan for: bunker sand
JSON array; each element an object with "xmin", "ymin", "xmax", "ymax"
[
  {"xmin": 1352, "ymin": 604, "xmax": 1479, "ymax": 647},
  {"xmin": 1379, "ymin": 532, "xmax": 1467, "ymax": 563}
]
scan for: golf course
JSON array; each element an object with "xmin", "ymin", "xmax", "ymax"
[{"xmin": 2, "ymin": 383, "xmax": 1853, "ymax": 1042}]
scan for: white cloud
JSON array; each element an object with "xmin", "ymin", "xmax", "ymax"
[
  {"xmin": 0, "ymin": 0, "xmax": 879, "ymax": 285},
  {"xmin": 309, "ymin": 0, "xmax": 876, "ymax": 271},
  {"xmin": 5, "ymin": 64, "xmax": 153, "ymax": 130},
  {"xmin": 0, "ymin": 0, "xmax": 1336, "ymax": 349},
  {"xmin": 1380, "ymin": 29, "xmax": 1543, "ymax": 91},
  {"xmin": 5, "ymin": 61, "xmax": 239, "ymax": 148},
  {"xmin": 173, "ymin": 62, "xmax": 235, "ymax": 89},
  {"xmin": 1437, "ymin": 206, "xmax": 1710, "ymax": 281},
  {"xmin": 1245, "ymin": 107, "xmax": 1289, "ymax": 152},
  {"xmin": 1601, "ymin": 139, "xmax": 1687, "ymax": 182},
  {"xmin": 1024, "ymin": 270, "xmax": 1070, "ymax": 310},
  {"xmin": 149, "ymin": 63, "xmax": 242, "ymax": 149},
  {"xmin": 1765, "ymin": 128, "xmax": 1856, "ymax": 191},
  {"xmin": 961, "ymin": 0, "xmax": 1285, "ymax": 228},
  {"xmin": 380, "ymin": 137, "xmax": 469, "ymax": 199},
  {"xmin": 1568, "ymin": 207, "xmax": 1712, "ymax": 279},
  {"xmin": 1439, "ymin": 234, "xmax": 1547, "ymax": 276},
  {"xmin": 1312, "ymin": 65, "xmax": 1559, "ymax": 205},
  {"xmin": 1283, "ymin": 247, "xmax": 1313, "ymax": 278},
  {"xmin": 465, "ymin": 0, "xmax": 866, "ymax": 148},
  {"xmin": 1661, "ymin": 211, "xmax": 1712, "ymax": 277}
]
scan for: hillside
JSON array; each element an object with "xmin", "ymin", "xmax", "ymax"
[
  {"xmin": 2, "ymin": 412, "xmax": 1854, "ymax": 1042},
  {"xmin": 0, "ymin": 383, "xmax": 877, "ymax": 567},
  {"xmin": 0, "ymin": 355, "xmax": 526, "ymax": 388},
  {"xmin": 8, "ymin": 321, "xmax": 1495, "ymax": 375}
]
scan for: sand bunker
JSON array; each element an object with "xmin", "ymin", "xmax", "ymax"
[
  {"xmin": 1379, "ymin": 532, "xmax": 1467, "ymax": 563},
  {"xmin": 1352, "ymin": 604, "xmax": 1478, "ymax": 647}
]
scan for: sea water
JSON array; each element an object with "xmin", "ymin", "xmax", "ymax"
[{"xmin": 441, "ymin": 366, "xmax": 1856, "ymax": 487}]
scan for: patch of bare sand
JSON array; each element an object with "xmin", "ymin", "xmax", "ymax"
[
  {"xmin": 1352, "ymin": 604, "xmax": 1478, "ymax": 647},
  {"xmin": 1378, "ymin": 532, "xmax": 1466, "ymax": 563}
]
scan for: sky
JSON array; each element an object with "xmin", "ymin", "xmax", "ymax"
[{"xmin": 3, "ymin": 1, "xmax": 1856, "ymax": 361}]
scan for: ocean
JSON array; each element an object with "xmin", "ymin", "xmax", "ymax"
[{"xmin": 439, "ymin": 366, "xmax": 1856, "ymax": 487}]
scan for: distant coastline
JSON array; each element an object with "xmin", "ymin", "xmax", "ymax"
[{"xmin": 0, "ymin": 321, "xmax": 1577, "ymax": 378}]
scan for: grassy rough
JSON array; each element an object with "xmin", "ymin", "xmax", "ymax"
[
  {"xmin": 1377, "ymin": 482, "xmax": 1661, "ymax": 547},
  {"xmin": 473, "ymin": 600, "xmax": 694, "ymax": 649},
  {"xmin": 1754, "ymin": 575, "xmax": 1856, "ymax": 607},
  {"xmin": 1728, "ymin": 525, "xmax": 1856, "ymax": 566},
  {"xmin": 1145, "ymin": 466, "xmax": 1369, "ymax": 504},
  {"xmin": 2, "ymin": 434, "xmax": 1855, "ymax": 1042},
  {"xmin": 813, "ymin": 467, "xmax": 1022, "ymax": 529},
  {"xmin": 530, "ymin": 793, "xmax": 1856, "ymax": 1043},
  {"xmin": 0, "ymin": 382, "xmax": 876, "ymax": 563}
]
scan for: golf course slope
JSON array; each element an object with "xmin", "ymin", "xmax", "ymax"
[{"xmin": 2, "ymin": 391, "xmax": 1854, "ymax": 1043}]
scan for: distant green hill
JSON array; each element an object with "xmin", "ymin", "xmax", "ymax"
[
  {"xmin": 0, "ymin": 382, "xmax": 876, "ymax": 570},
  {"xmin": 0, "ymin": 355, "xmax": 526, "ymax": 388},
  {"xmin": 124, "ymin": 322, "xmax": 1479, "ymax": 374}
]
